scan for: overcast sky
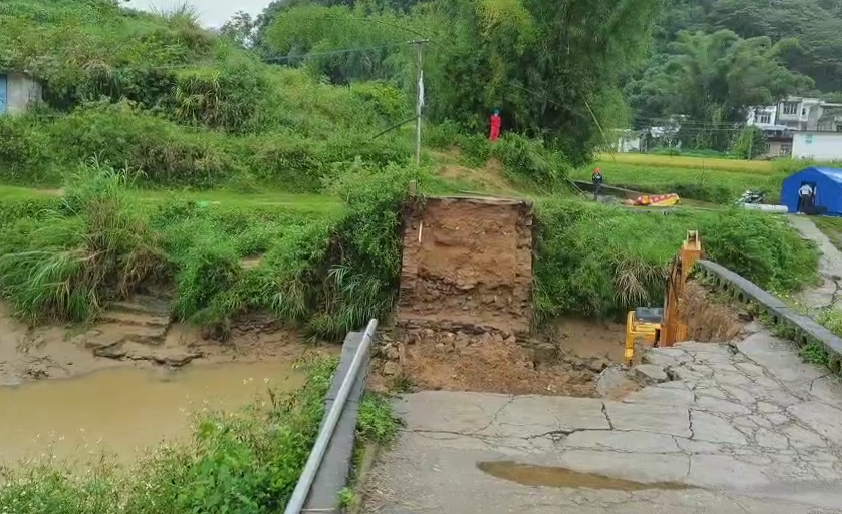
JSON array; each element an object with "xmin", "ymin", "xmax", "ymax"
[{"xmin": 125, "ymin": 0, "xmax": 270, "ymax": 27}]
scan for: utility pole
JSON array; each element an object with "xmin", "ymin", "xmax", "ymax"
[
  {"xmin": 747, "ymin": 130, "xmax": 754, "ymax": 161},
  {"xmin": 411, "ymin": 39, "xmax": 430, "ymax": 166}
]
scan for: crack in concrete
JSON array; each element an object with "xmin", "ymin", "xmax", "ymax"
[
  {"xmin": 523, "ymin": 427, "xmax": 608, "ymax": 441},
  {"xmin": 601, "ymin": 402, "xmax": 615, "ymax": 430},
  {"xmin": 458, "ymin": 395, "xmax": 517, "ymax": 438},
  {"xmin": 688, "ymin": 410, "xmax": 696, "ymax": 440},
  {"xmin": 808, "ymin": 372, "xmax": 835, "ymax": 393}
]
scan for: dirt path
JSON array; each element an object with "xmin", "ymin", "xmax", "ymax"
[{"xmin": 788, "ymin": 215, "xmax": 842, "ymax": 310}]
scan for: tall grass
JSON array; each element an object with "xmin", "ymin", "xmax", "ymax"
[
  {"xmin": 0, "ymin": 161, "xmax": 163, "ymax": 321},
  {"xmin": 144, "ymin": 162, "xmax": 416, "ymax": 340},
  {"xmin": 149, "ymin": 1, "xmax": 201, "ymax": 29},
  {"xmin": 533, "ymin": 199, "xmax": 818, "ymax": 323}
]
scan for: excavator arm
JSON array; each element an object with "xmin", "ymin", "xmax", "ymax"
[{"xmin": 624, "ymin": 230, "xmax": 702, "ymax": 365}]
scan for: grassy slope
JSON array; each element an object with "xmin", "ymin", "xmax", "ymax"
[
  {"xmin": 0, "ymin": 1, "xmax": 822, "ymax": 336},
  {"xmin": 812, "ymin": 216, "xmax": 842, "ymax": 253}
]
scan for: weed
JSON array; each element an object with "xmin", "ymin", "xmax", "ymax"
[
  {"xmin": 356, "ymin": 393, "xmax": 403, "ymax": 445},
  {"xmin": 390, "ymin": 372, "xmax": 416, "ymax": 393},
  {"xmin": 338, "ymin": 487, "xmax": 357, "ymax": 510},
  {"xmin": 799, "ymin": 341, "xmax": 830, "ymax": 366},
  {"xmin": 427, "ymin": 129, "xmax": 571, "ymax": 192}
]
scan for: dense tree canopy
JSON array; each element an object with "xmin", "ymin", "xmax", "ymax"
[
  {"xmin": 626, "ymin": 30, "xmax": 812, "ymax": 149},
  {"xmin": 652, "ymin": 0, "xmax": 842, "ymax": 94},
  {"xmin": 257, "ymin": 0, "xmax": 663, "ymax": 162}
]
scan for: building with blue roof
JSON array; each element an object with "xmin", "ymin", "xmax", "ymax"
[{"xmin": 781, "ymin": 167, "xmax": 842, "ymax": 215}]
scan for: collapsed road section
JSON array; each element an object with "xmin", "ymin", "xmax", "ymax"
[{"xmin": 397, "ymin": 195, "xmax": 534, "ymax": 337}]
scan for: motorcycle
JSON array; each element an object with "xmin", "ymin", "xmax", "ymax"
[{"xmin": 736, "ymin": 190, "xmax": 765, "ymax": 205}]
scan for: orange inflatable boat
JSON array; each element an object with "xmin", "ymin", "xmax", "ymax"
[{"xmin": 623, "ymin": 193, "xmax": 681, "ymax": 207}]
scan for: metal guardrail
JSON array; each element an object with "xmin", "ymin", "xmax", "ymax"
[
  {"xmin": 696, "ymin": 260, "xmax": 842, "ymax": 372},
  {"xmin": 284, "ymin": 319, "xmax": 378, "ymax": 514}
]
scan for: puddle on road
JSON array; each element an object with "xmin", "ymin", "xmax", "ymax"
[
  {"xmin": 0, "ymin": 361, "xmax": 303, "ymax": 465},
  {"xmin": 478, "ymin": 461, "xmax": 693, "ymax": 491}
]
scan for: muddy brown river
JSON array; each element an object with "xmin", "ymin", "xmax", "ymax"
[{"xmin": 0, "ymin": 361, "xmax": 304, "ymax": 465}]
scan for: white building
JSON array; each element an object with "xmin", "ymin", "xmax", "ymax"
[
  {"xmin": 747, "ymin": 105, "xmax": 778, "ymax": 126},
  {"xmin": 0, "ymin": 72, "xmax": 42, "ymax": 115},
  {"xmin": 615, "ymin": 129, "xmax": 642, "ymax": 153},
  {"xmin": 792, "ymin": 132, "xmax": 842, "ymax": 160},
  {"xmin": 748, "ymin": 97, "xmax": 842, "ymax": 132}
]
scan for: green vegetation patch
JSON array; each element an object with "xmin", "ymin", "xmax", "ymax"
[
  {"xmin": 0, "ymin": 162, "xmax": 419, "ymax": 340},
  {"xmin": 571, "ymin": 162, "xmax": 785, "ymax": 204},
  {"xmin": 533, "ymin": 200, "xmax": 818, "ymax": 322}
]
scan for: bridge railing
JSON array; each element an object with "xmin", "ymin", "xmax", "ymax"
[
  {"xmin": 284, "ymin": 319, "xmax": 378, "ymax": 514},
  {"xmin": 696, "ymin": 260, "xmax": 842, "ymax": 373}
]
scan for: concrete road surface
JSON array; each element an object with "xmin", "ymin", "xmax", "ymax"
[{"xmin": 361, "ymin": 329, "xmax": 842, "ymax": 513}]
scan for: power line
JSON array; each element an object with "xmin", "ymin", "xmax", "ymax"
[
  {"xmin": 631, "ymin": 117, "xmax": 749, "ymax": 127},
  {"xmin": 261, "ymin": 41, "xmax": 415, "ymax": 64}
]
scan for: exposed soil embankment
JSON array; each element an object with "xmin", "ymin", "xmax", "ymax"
[
  {"xmin": 372, "ymin": 319, "xmax": 629, "ymax": 397},
  {"xmin": 398, "ymin": 196, "xmax": 533, "ymax": 336},
  {"xmin": 681, "ymin": 281, "xmax": 750, "ymax": 342},
  {"xmin": 0, "ymin": 297, "xmax": 310, "ymax": 386}
]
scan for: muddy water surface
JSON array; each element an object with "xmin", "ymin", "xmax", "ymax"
[
  {"xmin": 0, "ymin": 361, "xmax": 304, "ymax": 465},
  {"xmin": 478, "ymin": 461, "xmax": 693, "ymax": 491}
]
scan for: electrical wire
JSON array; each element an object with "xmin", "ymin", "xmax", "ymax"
[{"xmin": 261, "ymin": 41, "xmax": 416, "ymax": 64}]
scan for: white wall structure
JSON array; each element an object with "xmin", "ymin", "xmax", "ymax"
[
  {"xmin": 617, "ymin": 135, "xmax": 641, "ymax": 153},
  {"xmin": 792, "ymin": 132, "xmax": 842, "ymax": 160},
  {"xmin": 747, "ymin": 106, "xmax": 777, "ymax": 126},
  {"xmin": 748, "ymin": 97, "xmax": 842, "ymax": 132},
  {"xmin": 0, "ymin": 72, "xmax": 42, "ymax": 115}
]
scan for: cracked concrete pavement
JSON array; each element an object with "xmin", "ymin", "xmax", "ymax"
[{"xmin": 361, "ymin": 328, "xmax": 842, "ymax": 513}]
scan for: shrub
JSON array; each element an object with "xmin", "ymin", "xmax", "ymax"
[
  {"xmin": 426, "ymin": 128, "xmax": 570, "ymax": 191},
  {"xmin": 491, "ymin": 134, "xmax": 569, "ymax": 190},
  {"xmin": 50, "ymin": 101, "xmax": 235, "ymax": 187},
  {"xmin": 350, "ymin": 81, "xmax": 410, "ymax": 121},
  {"xmin": 148, "ymin": 197, "xmax": 341, "ymax": 332},
  {"xmin": 0, "ymin": 114, "xmax": 57, "ymax": 185},
  {"xmin": 700, "ymin": 209, "xmax": 818, "ymax": 293},
  {"xmin": 169, "ymin": 63, "xmax": 271, "ymax": 133},
  {"xmin": 244, "ymin": 134, "xmax": 412, "ymax": 193}
]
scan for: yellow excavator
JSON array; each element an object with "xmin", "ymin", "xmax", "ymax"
[{"xmin": 624, "ymin": 230, "xmax": 702, "ymax": 365}]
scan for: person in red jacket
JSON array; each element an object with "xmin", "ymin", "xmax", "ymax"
[{"xmin": 489, "ymin": 109, "xmax": 502, "ymax": 142}]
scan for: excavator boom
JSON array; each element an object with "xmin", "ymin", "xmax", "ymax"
[{"xmin": 624, "ymin": 230, "xmax": 702, "ymax": 364}]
